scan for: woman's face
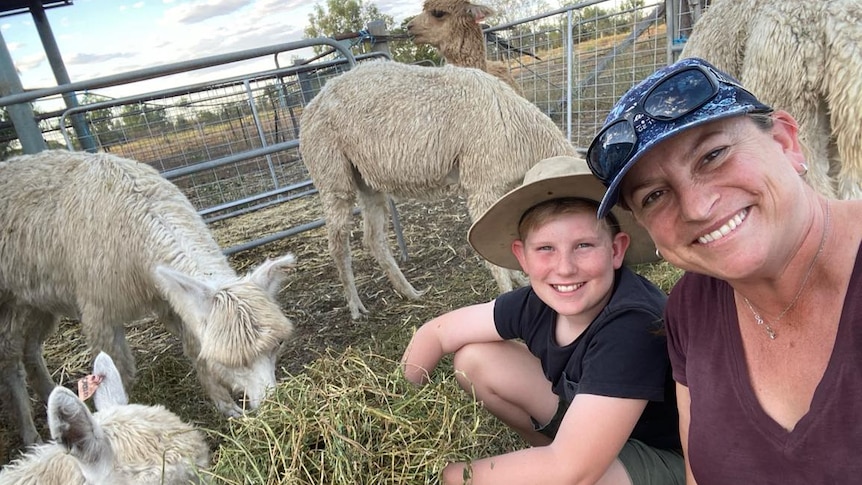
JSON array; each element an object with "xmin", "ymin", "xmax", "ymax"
[{"xmin": 619, "ymin": 112, "xmax": 808, "ymax": 281}]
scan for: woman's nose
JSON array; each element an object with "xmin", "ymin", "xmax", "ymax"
[{"xmin": 678, "ymin": 184, "xmax": 719, "ymax": 222}]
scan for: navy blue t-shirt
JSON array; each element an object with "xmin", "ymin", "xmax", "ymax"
[{"xmin": 494, "ymin": 266, "xmax": 680, "ymax": 450}]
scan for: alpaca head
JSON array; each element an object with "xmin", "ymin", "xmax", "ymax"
[
  {"xmin": 407, "ymin": 0, "xmax": 494, "ymax": 53},
  {"xmin": 154, "ymin": 253, "xmax": 296, "ymax": 417},
  {"xmin": 47, "ymin": 352, "xmax": 209, "ymax": 485}
]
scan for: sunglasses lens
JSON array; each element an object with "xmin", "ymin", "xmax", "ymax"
[
  {"xmin": 643, "ymin": 68, "xmax": 717, "ymax": 121},
  {"xmin": 589, "ymin": 120, "xmax": 637, "ymax": 182}
]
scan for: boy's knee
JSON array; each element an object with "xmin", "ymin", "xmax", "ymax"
[{"xmin": 452, "ymin": 342, "xmax": 486, "ymax": 375}]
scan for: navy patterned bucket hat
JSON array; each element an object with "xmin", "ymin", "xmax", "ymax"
[{"xmin": 586, "ymin": 57, "xmax": 773, "ymax": 217}]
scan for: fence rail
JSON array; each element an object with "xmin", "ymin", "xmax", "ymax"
[{"xmin": 1, "ymin": 0, "xmax": 692, "ymax": 256}]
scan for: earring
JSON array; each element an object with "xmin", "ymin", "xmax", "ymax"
[
  {"xmin": 655, "ymin": 248, "xmax": 663, "ymax": 260},
  {"xmin": 800, "ymin": 162, "xmax": 809, "ymax": 176}
]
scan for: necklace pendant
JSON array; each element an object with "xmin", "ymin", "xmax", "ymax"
[{"xmin": 765, "ymin": 326, "xmax": 776, "ymax": 340}]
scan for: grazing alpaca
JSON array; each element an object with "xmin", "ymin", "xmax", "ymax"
[
  {"xmin": 299, "ymin": 60, "xmax": 576, "ymax": 319},
  {"xmin": 681, "ymin": 0, "xmax": 862, "ymax": 199},
  {"xmin": 0, "ymin": 352, "xmax": 210, "ymax": 485},
  {"xmin": 0, "ymin": 149, "xmax": 295, "ymax": 447},
  {"xmin": 407, "ymin": 0, "xmax": 523, "ymax": 95}
]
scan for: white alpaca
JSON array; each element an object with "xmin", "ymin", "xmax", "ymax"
[
  {"xmin": 299, "ymin": 60, "xmax": 575, "ymax": 319},
  {"xmin": 681, "ymin": 0, "xmax": 862, "ymax": 199},
  {"xmin": 0, "ymin": 150, "xmax": 295, "ymax": 446},
  {"xmin": 407, "ymin": 0, "xmax": 523, "ymax": 95},
  {"xmin": 0, "ymin": 352, "xmax": 210, "ymax": 485}
]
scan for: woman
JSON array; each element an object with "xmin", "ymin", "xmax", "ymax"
[
  {"xmin": 586, "ymin": 56, "xmax": 862, "ymax": 483},
  {"xmin": 401, "ymin": 156, "xmax": 682, "ymax": 485}
]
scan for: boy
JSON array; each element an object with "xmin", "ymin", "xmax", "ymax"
[{"xmin": 401, "ymin": 156, "xmax": 683, "ymax": 485}]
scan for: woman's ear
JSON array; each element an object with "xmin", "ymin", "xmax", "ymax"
[
  {"xmin": 612, "ymin": 231, "xmax": 631, "ymax": 269},
  {"xmin": 770, "ymin": 110, "xmax": 806, "ymax": 166}
]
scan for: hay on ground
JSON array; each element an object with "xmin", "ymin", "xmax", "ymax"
[{"xmin": 206, "ymin": 347, "xmax": 520, "ymax": 485}]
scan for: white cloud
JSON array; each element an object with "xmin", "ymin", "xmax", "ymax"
[
  {"xmin": 14, "ymin": 53, "xmax": 46, "ymax": 73},
  {"xmin": 164, "ymin": 0, "xmax": 254, "ymax": 24}
]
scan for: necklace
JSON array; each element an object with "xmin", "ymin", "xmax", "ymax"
[{"xmin": 741, "ymin": 202, "xmax": 831, "ymax": 340}]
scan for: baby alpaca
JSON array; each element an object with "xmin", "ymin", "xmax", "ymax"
[{"xmin": 0, "ymin": 352, "xmax": 210, "ymax": 485}]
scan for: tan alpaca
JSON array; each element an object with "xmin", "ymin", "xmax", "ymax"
[{"xmin": 407, "ymin": 0, "xmax": 523, "ymax": 95}]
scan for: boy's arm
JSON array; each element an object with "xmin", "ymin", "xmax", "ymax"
[
  {"xmin": 442, "ymin": 393, "xmax": 647, "ymax": 485},
  {"xmin": 400, "ymin": 300, "xmax": 500, "ymax": 385}
]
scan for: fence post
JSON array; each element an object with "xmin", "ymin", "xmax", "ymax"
[
  {"xmin": 367, "ymin": 20, "xmax": 391, "ymax": 58},
  {"xmin": 665, "ymin": 0, "xmax": 682, "ymax": 63},
  {"xmin": 29, "ymin": 2, "xmax": 97, "ymax": 152},
  {"xmin": 0, "ymin": 30, "xmax": 46, "ymax": 154}
]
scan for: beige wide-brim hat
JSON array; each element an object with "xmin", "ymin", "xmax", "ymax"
[{"xmin": 468, "ymin": 156, "xmax": 657, "ymax": 270}]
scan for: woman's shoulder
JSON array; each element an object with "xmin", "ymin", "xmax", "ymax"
[{"xmin": 666, "ymin": 271, "xmax": 734, "ymax": 316}]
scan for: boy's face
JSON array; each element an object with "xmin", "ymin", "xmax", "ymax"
[{"xmin": 511, "ymin": 210, "xmax": 629, "ymax": 319}]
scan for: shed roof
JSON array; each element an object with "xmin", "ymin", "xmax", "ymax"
[{"xmin": 0, "ymin": 1, "xmax": 72, "ymax": 18}]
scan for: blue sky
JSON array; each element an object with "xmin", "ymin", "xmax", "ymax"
[{"xmin": 1, "ymin": 0, "xmax": 425, "ymax": 99}]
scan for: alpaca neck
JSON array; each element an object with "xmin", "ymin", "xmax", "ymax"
[{"xmin": 441, "ymin": 29, "xmax": 489, "ymax": 71}]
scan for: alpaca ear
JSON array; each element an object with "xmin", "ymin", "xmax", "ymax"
[
  {"xmin": 153, "ymin": 265, "xmax": 215, "ymax": 337},
  {"xmin": 93, "ymin": 352, "xmax": 128, "ymax": 410},
  {"xmin": 48, "ymin": 387, "xmax": 108, "ymax": 461},
  {"xmin": 248, "ymin": 253, "xmax": 296, "ymax": 297},
  {"xmin": 467, "ymin": 4, "xmax": 495, "ymax": 23}
]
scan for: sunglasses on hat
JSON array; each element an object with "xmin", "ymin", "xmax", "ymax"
[{"xmin": 587, "ymin": 63, "xmax": 762, "ymax": 185}]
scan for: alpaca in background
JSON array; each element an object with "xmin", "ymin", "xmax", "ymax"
[
  {"xmin": 682, "ymin": 0, "xmax": 862, "ymax": 199},
  {"xmin": 407, "ymin": 0, "xmax": 523, "ymax": 95},
  {"xmin": 299, "ymin": 60, "xmax": 575, "ymax": 319}
]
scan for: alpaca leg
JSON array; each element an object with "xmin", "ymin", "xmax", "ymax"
[
  {"xmin": 824, "ymin": 48, "xmax": 862, "ymax": 200},
  {"xmin": 796, "ymin": 117, "xmax": 838, "ymax": 199},
  {"xmin": 358, "ymin": 190, "xmax": 424, "ymax": 301},
  {"xmin": 739, "ymin": 15, "xmax": 837, "ymax": 199},
  {"xmin": 22, "ymin": 308, "xmax": 60, "ymax": 402},
  {"xmin": 80, "ymin": 305, "xmax": 136, "ymax": 389},
  {"xmin": 321, "ymin": 192, "xmax": 368, "ymax": 320},
  {"xmin": 0, "ymin": 359, "xmax": 41, "ymax": 445},
  {"xmin": 0, "ymin": 302, "xmax": 41, "ymax": 445},
  {"xmin": 836, "ymin": 160, "xmax": 862, "ymax": 201}
]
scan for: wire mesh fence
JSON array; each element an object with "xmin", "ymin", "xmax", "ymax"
[{"xmin": 8, "ymin": 0, "xmax": 681, "ymax": 254}]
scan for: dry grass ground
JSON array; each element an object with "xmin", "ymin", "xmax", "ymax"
[{"xmin": 0, "ymin": 193, "xmax": 682, "ymax": 481}]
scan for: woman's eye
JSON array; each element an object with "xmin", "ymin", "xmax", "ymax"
[
  {"xmin": 642, "ymin": 189, "xmax": 665, "ymax": 208},
  {"xmin": 577, "ymin": 242, "xmax": 593, "ymax": 249},
  {"xmin": 703, "ymin": 146, "xmax": 727, "ymax": 165}
]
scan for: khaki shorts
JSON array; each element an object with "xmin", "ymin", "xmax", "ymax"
[
  {"xmin": 533, "ymin": 399, "xmax": 685, "ymax": 485},
  {"xmin": 618, "ymin": 439, "xmax": 685, "ymax": 485}
]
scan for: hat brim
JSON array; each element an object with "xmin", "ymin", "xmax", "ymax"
[{"xmin": 468, "ymin": 172, "xmax": 657, "ymax": 270}]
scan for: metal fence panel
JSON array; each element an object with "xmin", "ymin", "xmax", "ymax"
[{"xmin": 2, "ymin": 0, "xmax": 673, "ymax": 254}]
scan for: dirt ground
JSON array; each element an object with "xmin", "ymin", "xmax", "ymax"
[{"xmin": 0, "ymin": 194, "xmax": 504, "ymax": 466}]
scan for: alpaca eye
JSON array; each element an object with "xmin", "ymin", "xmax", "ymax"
[{"xmin": 430, "ymin": 9, "xmax": 446, "ymax": 18}]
